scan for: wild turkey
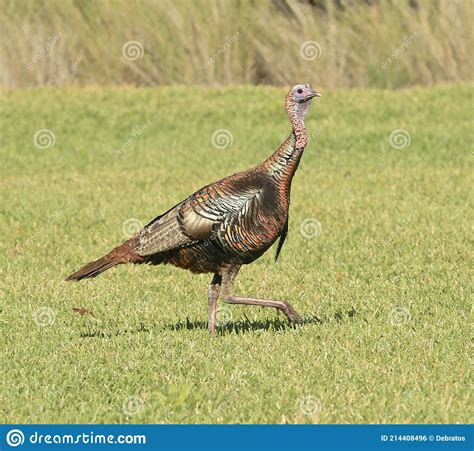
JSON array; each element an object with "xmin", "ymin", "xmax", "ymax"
[{"xmin": 66, "ymin": 83, "xmax": 320, "ymax": 334}]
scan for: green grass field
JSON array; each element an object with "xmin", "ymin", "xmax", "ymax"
[{"xmin": 0, "ymin": 84, "xmax": 471, "ymax": 423}]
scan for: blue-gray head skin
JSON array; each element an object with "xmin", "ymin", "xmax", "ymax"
[{"xmin": 285, "ymin": 82, "xmax": 321, "ymax": 148}]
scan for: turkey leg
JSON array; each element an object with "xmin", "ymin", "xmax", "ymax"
[
  {"xmin": 207, "ymin": 273, "xmax": 222, "ymax": 335},
  {"xmin": 219, "ymin": 264, "xmax": 301, "ymax": 325}
]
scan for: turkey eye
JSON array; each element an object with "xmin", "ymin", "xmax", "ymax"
[{"xmin": 297, "ymin": 88, "xmax": 303, "ymax": 94}]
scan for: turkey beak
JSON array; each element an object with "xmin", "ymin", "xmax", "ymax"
[{"xmin": 304, "ymin": 83, "xmax": 321, "ymax": 100}]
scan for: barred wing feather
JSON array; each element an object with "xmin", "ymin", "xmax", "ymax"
[{"xmin": 134, "ymin": 180, "xmax": 266, "ymax": 257}]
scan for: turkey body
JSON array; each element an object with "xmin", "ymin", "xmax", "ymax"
[{"xmin": 137, "ymin": 136, "xmax": 296, "ymax": 274}]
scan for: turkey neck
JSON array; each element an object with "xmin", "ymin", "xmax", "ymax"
[{"xmin": 263, "ymin": 119, "xmax": 307, "ymax": 194}]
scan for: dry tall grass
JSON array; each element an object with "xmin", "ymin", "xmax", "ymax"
[{"xmin": 0, "ymin": 0, "xmax": 472, "ymax": 88}]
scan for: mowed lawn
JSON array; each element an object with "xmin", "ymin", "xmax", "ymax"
[{"xmin": 0, "ymin": 84, "xmax": 471, "ymax": 424}]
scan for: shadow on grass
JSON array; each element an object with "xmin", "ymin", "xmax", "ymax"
[
  {"xmin": 169, "ymin": 308, "xmax": 357, "ymax": 334},
  {"xmin": 169, "ymin": 317, "xmax": 311, "ymax": 334},
  {"xmin": 78, "ymin": 309, "xmax": 357, "ymax": 338},
  {"xmin": 79, "ymin": 322, "xmax": 151, "ymax": 339}
]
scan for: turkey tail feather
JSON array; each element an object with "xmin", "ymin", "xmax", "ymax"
[
  {"xmin": 65, "ymin": 241, "xmax": 144, "ymax": 282},
  {"xmin": 65, "ymin": 255, "xmax": 120, "ymax": 281}
]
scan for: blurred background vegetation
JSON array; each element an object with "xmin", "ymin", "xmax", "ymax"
[{"xmin": 1, "ymin": 0, "xmax": 472, "ymax": 89}]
